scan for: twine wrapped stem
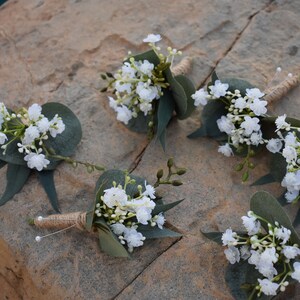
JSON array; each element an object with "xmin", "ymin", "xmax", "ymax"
[
  {"xmin": 171, "ymin": 57, "xmax": 192, "ymax": 76},
  {"xmin": 34, "ymin": 212, "xmax": 87, "ymax": 231},
  {"xmin": 264, "ymin": 74, "xmax": 300, "ymax": 104}
]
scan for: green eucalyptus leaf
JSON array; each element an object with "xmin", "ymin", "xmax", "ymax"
[
  {"xmin": 188, "ymin": 100, "xmax": 227, "ymax": 139},
  {"xmin": 96, "ymin": 222, "xmax": 129, "ymax": 258},
  {"xmin": 269, "ymin": 153, "xmax": 287, "ymax": 182},
  {"xmin": 164, "ymin": 68, "xmax": 187, "ymax": 118},
  {"xmin": 201, "ymin": 231, "xmax": 223, "ymax": 245},
  {"xmin": 0, "ymin": 138, "xmax": 26, "ymax": 165},
  {"xmin": 138, "ymin": 225, "xmax": 181, "ymax": 239},
  {"xmin": 174, "ymin": 75, "xmax": 196, "ymax": 120},
  {"xmin": 85, "ymin": 183, "xmax": 106, "ymax": 231},
  {"xmin": 152, "ymin": 199, "xmax": 184, "ymax": 216},
  {"xmin": 251, "ymin": 174, "xmax": 276, "ymax": 186},
  {"xmin": 157, "ymin": 89, "xmax": 175, "ymax": 150},
  {"xmin": 250, "ymin": 191, "xmax": 300, "ymax": 245},
  {"xmin": 211, "ymin": 71, "xmax": 219, "ymax": 84},
  {"xmin": 130, "ymin": 49, "xmax": 160, "ymax": 66},
  {"xmin": 42, "ymin": 102, "xmax": 82, "ymax": 170},
  {"xmin": 293, "ymin": 209, "xmax": 300, "ymax": 228},
  {"xmin": 222, "ymin": 78, "xmax": 254, "ymax": 96},
  {"xmin": 37, "ymin": 170, "xmax": 60, "ymax": 212},
  {"xmin": 0, "ymin": 160, "xmax": 7, "ymax": 169},
  {"xmin": 0, "ymin": 164, "xmax": 31, "ymax": 206},
  {"xmin": 95, "ymin": 169, "xmax": 146, "ymax": 199},
  {"xmin": 126, "ymin": 111, "xmax": 150, "ymax": 133},
  {"xmin": 225, "ymin": 261, "xmax": 268, "ymax": 300}
]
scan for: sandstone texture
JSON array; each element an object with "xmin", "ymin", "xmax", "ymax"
[{"xmin": 0, "ymin": 0, "xmax": 300, "ymax": 299}]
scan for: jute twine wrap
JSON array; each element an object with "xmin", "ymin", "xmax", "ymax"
[
  {"xmin": 34, "ymin": 212, "xmax": 87, "ymax": 231},
  {"xmin": 264, "ymin": 75, "xmax": 300, "ymax": 104},
  {"xmin": 171, "ymin": 57, "xmax": 192, "ymax": 76}
]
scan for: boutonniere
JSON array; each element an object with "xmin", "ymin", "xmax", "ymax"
[
  {"xmin": 101, "ymin": 34, "xmax": 196, "ymax": 149},
  {"xmin": 189, "ymin": 71, "xmax": 299, "ymax": 181},
  {"xmin": 203, "ymin": 191, "xmax": 300, "ymax": 299},
  {"xmin": 0, "ymin": 102, "xmax": 104, "ymax": 211},
  {"xmin": 254, "ymin": 115, "xmax": 300, "ymax": 206},
  {"xmin": 31, "ymin": 159, "xmax": 185, "ymax": 257}
]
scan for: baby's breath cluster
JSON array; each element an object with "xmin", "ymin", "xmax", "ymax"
[
  {"xmin": 95, "ymin": 173, "xmax": 165, "ymax": 252},
  {"xmin": 0, "ymin": 102, "xmax": 65, "ymax": 171},
  {"xmin": 193, "ymin": 80, "xmax": 268, "ymax": 180},
  {"xmin": 222, "ymin": 211, "xmax": 300, "ymax": 297},
  {"xmin": 266, "ymin": 115, "xmax": 300, "ymax": 203},
  {"xmin": 102, "ymin": 34, "xmax": 182, "ymax": 126}
]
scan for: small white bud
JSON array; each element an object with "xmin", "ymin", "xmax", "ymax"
[
  {"xmin": 276, "ymin": 67, "xmax": 282, "ymax": 72},
  {"xmin": 35, "ymin": 236, "xmax": 42, "ymax": 242},
  {"xmin": 37, "ymin": 216, "xmax": 43, "ymax": 221}
]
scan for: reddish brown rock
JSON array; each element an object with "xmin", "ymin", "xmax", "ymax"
[{"xmin": 0, "ymin": 0, "xmax": 299, "ymax": 299}]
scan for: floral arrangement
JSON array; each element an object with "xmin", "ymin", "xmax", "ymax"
[
  {"xmin": 0, "ymin": 102, "xmax": 84, "ymax": 211},
  {"xmin": 101, "ymin": 34, "xmax": 196, "ymax": 149},
  {"xmin": 189, "ymin": 71, "xmax": 299, "ymax": 181},
  {"xmin": 31, "ymin": 159, "xmax": 185, "ymax": 257},
  {"xmin": 203, "ymin": 191, "xmax": 300, "ymax": 299}
]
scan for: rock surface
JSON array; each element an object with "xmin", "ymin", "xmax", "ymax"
[{"xmin": 0, "ymin": 0, "xmax": 300, "ymax": 299}]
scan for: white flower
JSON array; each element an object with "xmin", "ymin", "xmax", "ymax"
[
  {"xmin": 136, "ymin": 207, "xmax": 152, "ymax": 225},
  {"xmin": 143, "ymin": 34, "xmax": 161, "ymax": 43},
  {"xmin": 143, "ymin": 181, "xmax": 156, "ymax": 199},
  {"xmin": 275, "ymin": 114, "xmax": 289, "ymax": 131},
  {"xmin": 248, "ymin": 250, "xmax": 261, "ymax": 266},
  {"xmin": 222, "ymin": 228, "xmax": 238, "ymax": 246},
  {"xmin": 285, "ymin": 190, "xmax": 299, "ymax": 203},
  {"xmin": 0, "ymin": 102, "xmax": 8, "ymax": 127},
  {"xmin": 28, "ymin": 103, "xmax": 42, "ymax": 121},
  {"xmin": 103, "ymin": 187, "xmax": 128, "ymax": 208},
  {"xmin": 123, "ymin": 227, "xmax": 145, "ymax": 252},
  {"xmin": 22, "ymin": 125, "xmax": 40, "ymax": 145},
  {"xmin": 282, "ymin": 245, "xmax": 300, "ymax": 259},
  {"xmin": 258, "ymin": 279, "xmax": 279, "ymax": 296},
  {"xmin": 281, "ymin": 171, "xmax": 300, "ymax": 190},
  {"xmin": 156, "ymin": 213, "xmax": 165, "ymax": 229},
  {"xmin": 260, "ymin": 247, "xmax": 278, "ymax": 265},
  {"xmin": 24, "ymin": 153, "xmax": 50, "ymax": 171},
  {"xmin": 241, "ymin": 116, "xmax": 260, "ymax": 136},
  {"xmin": 108, "ymin": 96, "xmax": 118, "ymax": 111},
  {"xmin": 218, "ymin": 143, "xmax": 233, "ymax": 157},
  {"xmin": 132, "ymin": 196, "xmax": 156, "ymax": 210},
  {"xmin": 192, "ymin": 88, "xmax": 209, "ymax": 106},
  {"xmin": 116, "ymin": 105, "xmax": 132, "ymax": 125},
  {"xmin": 115, "ymin": 81, "xmax": 132, "ymax": 94},
  {"xmin": 274, "ymin": 226, "xmax": 291, "ymax": 245},
  {"xmin": 241, "ymin": 212, "xmax": 261, "ymax": 235},
  {"xmin": 234, "ymin": 97, "xmax": 247, "ymax": 110},
  {"xmin": 136, "ymin": 82, "xmax": 159, "ymax": 102},
  {"xmin": 257, "ymin": 262, "xmax": 278, "ymax": 279},
  {"xmin": 49, "ymin": 115, "xmax": 65, "ymax": 138},
  {"xmin": 284, "ymin": 132, "xmax": 299, "ymax": 147},
  {"xmin": 240, "ymin": 245, "xmax": 251, "ymax": 260},
  {"xmin": 137, "ymin": 60, "xmax": 154, "ymax": 76},
  {"xmin": 250, "ymin": 131, "xmax": 263, "ymax": 146},
  {"xmin": 139, "ymin": 101, "xmax": 152, "ymax": 116},
  {"xmin": 110, "ymin": 223, "xmax": 126, "ymax": 235},
  {"xmin": 37, "ymin": 117, "xmax": 50, "ymax": 133},
  {"xmin": 209, "ymin": 80, "xmax": 229, "ymax": 98},
  {"xmin": 224, "ymin": 246, "xmax": 240, "ymax": 264},
  {"xmin": 0, "ymin": 132, "xmax": 7, "ymax": 145},
  {"xmin": 217, "ymin": 116, "xmax": 235, "ymax": 135},
  {"xmin": 266, "ymin": 138, "xmax": 283, "ymax": 153},
  {"xmin": 291, "ymin": 262, "xmax": 300, "ymax": 282},
  {"xmin": 246, "ymin": 88, "xmax": 265, "ymax": 100},
  {"xmin": 249, "ymin": 98, "xmax": 267, "ymax": 116},
  {"xmin": 121, "ymin": 62, "xmax": 136, "ymax": 78},
  {"xmin": 282, "ymin": 146, "xmax": 297, "ymax": 163}
]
